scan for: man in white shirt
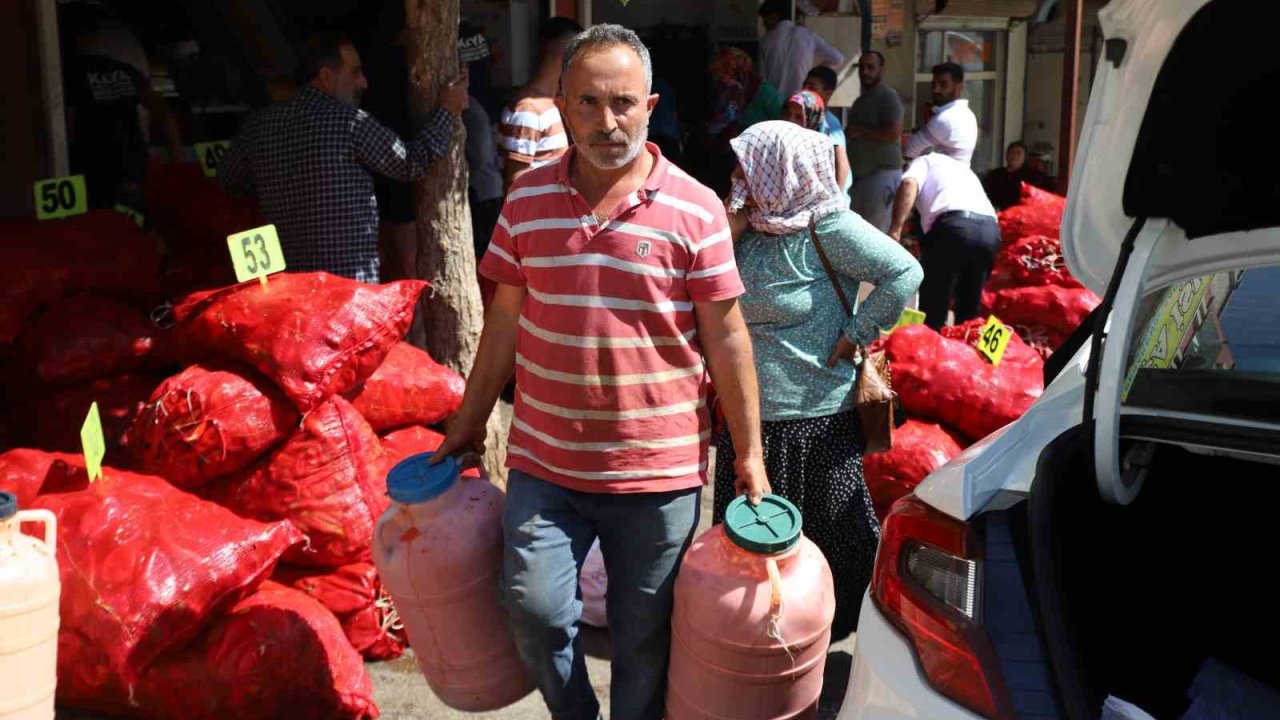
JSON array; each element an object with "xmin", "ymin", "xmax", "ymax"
[
  {"xmin": 888, "ymin": 152, "xmax": 1000, "ymax": 330},
  {"xmin": 758, "ymin": 0, "xmax": 844, "ymax": 99},
  {"xmin": 904, "ymin": 62, "xmax": 978, "ymax": 166}
]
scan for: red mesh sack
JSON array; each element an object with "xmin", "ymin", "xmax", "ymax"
[
  {"xmin": 0, "ymin": 449, "xmax": 84, "ymax": 507},
  {"xmin": 986, "ymin": 235, "xmax": 1083, "ymax": 291},
  {"xmin": 135, "ymin": 582, "xmax": 379, "ymax": 720},
  {"xmin": 380, "ymin": 425, "xmax": 481, "ymax": 478},
  {"xmin": 32, "ymin": 463, "xmax": 303, "ymax": 689},
  {"xmin": 203, "ymin": 397, "xmax": 390, "ymax": 567},
  {"xmin": 17, "ymin": 293, "xmax": 169, "ymax": 386},
  {"xmin": 173, "ymin": 273, "xmax": 429, "ymax": 411},
  {"xmin": 863, "ymin": 420, "xmax": 968, "ymax": 522},
  {"xmin": 885, "ymin": 323, "xmax": 1043, "ymax": 440},
  {"xmin": 997, "ymin": 183, "xmax": 1065, "ymax": 242},
  {"xmin": 0, "ymin": 243, "xmax": 70, "ymax": 343},
  {"xmin": 53, "ymin": 210, "xmax": 164, "ymax": 297},
  {"xmin": 349, "ymin": 342, "xmax": 465, "ymax": 431},
  {"xmin": 981, "ymin": 285, "xmax": 1101, "ymax": 348},
  {"xmin": 275, "ymin": 563, "xmax": 406, "ymax": 661},
  {"xmin": 34, "ymin": 374, "xmax": 162, "ymax": 460},
  {"xmin": 126, "ymin": 363, "xmax": 300, "ymax": 490}
]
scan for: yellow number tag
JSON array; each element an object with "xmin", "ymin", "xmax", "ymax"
[
  {"xmin": 34, "ymin": 175, "xmax": 88, "ymax": 220},
  {"xmin": 81, "ymin": 402, "xmax": 105, "ymax": 483},
  {"xmin": 114, "ymin": 204, "xmax": 145, "ymax": 228},
  {"xmin": 892, "ymin": 308, "xmax": 927, "ymax": 331},
  {"xmin": 227, "ymin": 224, "xmax": 286, "ymax": 283},
  {"xmin": 977, "ymin": 316, "xmax": 1012, "ymax": 366},
  {"xmin": 196, "ymin": 140, "xmax": 232, "ymax": 177}
]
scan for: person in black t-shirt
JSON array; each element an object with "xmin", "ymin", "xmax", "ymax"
[
  {"xmin": 63, "ymin": 8, "xmax": 180, "ymax": 210},
  {"xmin": 982, "ymin": 140, "xmax": 1055, "ymax": 211}
]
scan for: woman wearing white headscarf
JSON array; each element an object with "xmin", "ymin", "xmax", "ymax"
[{"xmin": 713, "ymin": 121, "xmax": 922, "ymax": 640}]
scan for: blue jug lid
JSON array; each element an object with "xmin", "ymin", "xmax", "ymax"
[
  {"xmin": 0, "ymin": 491, "xmax": 15, "ymax": 521},
  {"xmin": 386, "ymin": 452, "xmax": 460, "ymax": 504},
  {"xmin": 723, "ymin": 494, "xmax": 802, "ymax": 555}
]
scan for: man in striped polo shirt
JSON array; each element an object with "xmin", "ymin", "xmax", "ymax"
[
  {"xmin": 497, "ymin": 17, "xmax": 581, "ymax": 192},
  {"xmin": 438, "ymin": 24, "xmax": 768, "ymax": 720}
]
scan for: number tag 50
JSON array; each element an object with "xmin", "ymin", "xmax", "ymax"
[
  {"xmin": 227, "ymin": 224, "xmax": 287, "ymax": 283},
  {"xmin": 34, "ymin": 175, "xmax": 88, "ymax": 220}
]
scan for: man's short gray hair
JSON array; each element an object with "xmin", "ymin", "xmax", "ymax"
[{"xmin": 560, "ymin": 24, "xmax": 653, "ymax": 93}]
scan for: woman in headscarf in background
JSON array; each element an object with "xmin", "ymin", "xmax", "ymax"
[
  {"xmin": 696, "ymin": 47, "xmax": 783, "ymax": 196},
  {"xmin": 714, "ymin": 121, "xmax": 922, "ymax": 641},
  {"xmin": 782, "ymin": 90, "xmax": 851, "ymax": 198}
]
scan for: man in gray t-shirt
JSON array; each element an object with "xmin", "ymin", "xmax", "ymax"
[{"xmin": 846, "ymin": 51, "xmax": 904, "ymax": 233}]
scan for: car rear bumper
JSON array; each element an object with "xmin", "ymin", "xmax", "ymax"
[{"xmin": 837, "ymin": 594, "xmax": 986, "ymax": 720}]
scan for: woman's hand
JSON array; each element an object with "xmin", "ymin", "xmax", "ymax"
[
  {"xmin": 727, "ymin": 208, "xmax": 750, "ymax": 242},
  {"xmin": 826, "ymin": 335, "xmax": 860, "ymax": 368}
]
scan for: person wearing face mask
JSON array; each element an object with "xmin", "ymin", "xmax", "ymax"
[
  {"xmin": 219, "ymin": 32, "xmax": 468, "ymax": 283},
  {"xmin": 718, "ymin": 120, "xmax": 921, "ymax": 641},
  {"xmin": 435, "ymin": 24, "xmax": 767, "ymax": 720}
]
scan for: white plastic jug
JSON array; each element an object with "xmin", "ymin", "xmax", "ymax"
[{"xmin": 0, "ymin": 491, "xmax": 60, "ymax": 720}]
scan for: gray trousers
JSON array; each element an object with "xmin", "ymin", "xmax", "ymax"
[{"xmin": 850, "ymin": 168, "xmax": 903, "ymax": 234}]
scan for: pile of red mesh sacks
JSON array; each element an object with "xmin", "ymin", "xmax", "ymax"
[
  {"xmin": 983, "ymin": 183, "xmax": 1101, "ymax": 359},
  {"xmin": 1, "ymin": 270, "xmax": 466, "ymax": 719},
  {"xmin": 865, "ymin": 319, "xmax": 1046, "ymax": 521},
  {"xmin": 864, "ymin": 183, "xmax": 1096, "ymax": 518}
]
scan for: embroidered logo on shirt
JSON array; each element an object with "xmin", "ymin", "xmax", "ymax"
[{"xmin": 635, "ymin": 241, "xmax": 652, "ymax": 258}]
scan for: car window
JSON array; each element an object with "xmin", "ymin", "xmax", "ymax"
[{"xmin": 1122, "ymin": 266, "xmax": 1280, "ymax": 421}]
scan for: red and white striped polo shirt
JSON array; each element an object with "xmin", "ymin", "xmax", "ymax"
[{"xmin": 478, "ymin": 143, "xmax": 744, "ymax": 494}]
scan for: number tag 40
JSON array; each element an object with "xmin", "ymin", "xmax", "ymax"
[
  {"xmin": 227, "ymin": 224, "xmax": 287, "ymax": 284},
  {"xmin": 977, "ymin": 315, "xmax": 1012, "ymax": 366},
  {"xmin": 33, "ymin": 175, "xmax": 88, "ymax": 220}
]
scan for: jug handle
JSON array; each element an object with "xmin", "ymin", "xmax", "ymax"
[
  {"xmin": 766, "ymin": 557, "xmax": 783, "ymax": 621},
  {"xmin": 16, "ymin": 509, "xmax": 57, "ymax": 550}
]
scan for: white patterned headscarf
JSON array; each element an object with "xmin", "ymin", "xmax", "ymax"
[{"xmin": 727, "ymin": 120, "xmax": 847, "ymax": 236}]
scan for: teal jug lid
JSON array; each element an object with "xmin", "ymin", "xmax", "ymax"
[
  {"xmin": 723, "ymin": 494, "xmax": 802, "ymax": 555},
  {"xmin": 386, "ymin": 452, "xmax": 459, "ymax": 504}
]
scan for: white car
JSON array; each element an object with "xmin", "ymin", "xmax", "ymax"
[{"xmin": 839, "ymin": 1, "xmax": 1280, "ymax": 718}]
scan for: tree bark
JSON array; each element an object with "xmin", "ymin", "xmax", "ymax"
[{"xmin": 405, "ymin": 0, "xmax": 507, "ymax": 484}]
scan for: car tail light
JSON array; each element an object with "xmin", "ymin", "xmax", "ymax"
[{"xmin": 871, "ymin": 496, "xmax": 1013, "ymax": 719}]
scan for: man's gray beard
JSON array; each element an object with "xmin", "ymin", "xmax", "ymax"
[{"xmin": 578, "ymin": 125, "xmax": 649, "ymax": 171}]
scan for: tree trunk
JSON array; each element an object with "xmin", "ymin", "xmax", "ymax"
[{"xmin": 405, "ymin": 0, "xmax": 507, "ymax": 484}]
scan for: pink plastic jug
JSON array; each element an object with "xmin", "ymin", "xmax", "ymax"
[
  {"xmin": 0, "ymin": 492, "xmax": 59, "ymax": 720},
  {"xmin": 372, "ymin": 453, "xmax": 533, "ymax": 711},
  {"xmin": 667, "ymin": 494, "xmax": 835, "ymax": 720}
]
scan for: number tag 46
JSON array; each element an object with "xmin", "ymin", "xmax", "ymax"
[
  {"xmin": 977, "ymin": 315, "xmax": 1012, "ymax": 366},
  {"xmin": 227, "ymin": 224, "xmax": 287, "ymax": 283},
  {"xmin": 33, "ymin": 175, "xmax": 88, "ymax": 220}
]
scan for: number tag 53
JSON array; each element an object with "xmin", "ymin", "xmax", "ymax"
[
  {"xmin": 227, "ymin": 224, "xmax": 287, "ymax": 283},
  {"xmin": 978, "ymin": 315, "xmax": 1012, "ymax": 366}
]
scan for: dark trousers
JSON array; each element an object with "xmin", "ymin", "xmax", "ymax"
[{"xmin": 919, "ymin": 213, "xmax": 1002, "ymax": 331}]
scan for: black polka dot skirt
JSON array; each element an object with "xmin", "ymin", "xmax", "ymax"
[{"xmin": 713, "ymin": 410, "xmax": 880, "ymax": 641}]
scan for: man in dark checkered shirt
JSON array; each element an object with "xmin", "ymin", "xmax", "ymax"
[{"xmin": 221, "ymin": 33, "xmax": 468, "ymax": 282}]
